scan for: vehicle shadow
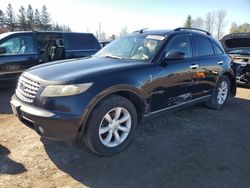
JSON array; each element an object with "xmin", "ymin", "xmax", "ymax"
[
  {"xmin": 42, "ymin": 97, "xmax": 250, "ymax": 188},
  {"xmin": 0, "ymin": 145, "xmax": 27, "ymax": 174},
  {"xmin": 0, "ymin": 87, "xmax": 15, "ymax": 114}
]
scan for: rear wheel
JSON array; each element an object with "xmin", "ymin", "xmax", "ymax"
[
  {"xmin": 83, "ymin": 95, "xmax": 137, "ymax": 156},
  {"xmin": 205, "ymin": 75, "xmax": 230, "ymax": 110}
]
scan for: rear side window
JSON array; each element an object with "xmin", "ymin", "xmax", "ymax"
[
  {"xmin": 213, "ymin": 44, "xmax": 224, "ymax": 55},
  {"xmin": 193, "ymin": 36, "xmax": 214, "ymax": 56},
  {"xmin": 64, "ymin": 34, "xmax": 100, "ymax": 51}
]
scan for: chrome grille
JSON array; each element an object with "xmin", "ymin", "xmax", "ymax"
[{"xmin": 16, "ymin": 75, "xmax": 40, "ymax": 103}]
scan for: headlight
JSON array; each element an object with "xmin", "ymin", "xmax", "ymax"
[{"xmin": 41, "ymin": 83, "xmax": 93, "ymax": 97}]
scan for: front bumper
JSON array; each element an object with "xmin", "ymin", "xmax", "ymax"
[{"xmin": 10, "ymin": 95, "xmax": 82, "ymax": 143}]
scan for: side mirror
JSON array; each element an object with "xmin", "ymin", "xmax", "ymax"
[
  {"xmin": 0, "ymin": 47, "xmax": 6, "ymax": 54},
  {"xmin": 162, "ymin": 50, "xmax": 186, "ymax": 62}
]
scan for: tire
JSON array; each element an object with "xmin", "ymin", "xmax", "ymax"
[
  {"xmin": 83, "ymin": 95, "xmax": 137, "ymax": 156},
  {"xmin": 205, "ymin": 75, "xmax": 230, "ymax": 110}
]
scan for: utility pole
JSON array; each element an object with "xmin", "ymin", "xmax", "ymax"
[{"xmin": 98, "ymin": 22, "xmax": 101, "ymax": 40}]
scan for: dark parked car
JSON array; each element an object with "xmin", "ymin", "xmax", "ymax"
[
  {"xmin": 10, "ymin": 28, "xmax": 236, "ymax": 156},
  {"xmin": 99, "ymin": 41, "xmax": 111, "ymax": 48},
  {"xmin": 0, "ymin": 31, "xmax": 100, "ymax": 87},
  {"xmin": 221, "ymin": 33, "xmax": 250, "ymax": 85}
]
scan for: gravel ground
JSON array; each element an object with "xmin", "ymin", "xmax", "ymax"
[{"xmin": 0, "ymin": 87, "xmax": 250, "ymax": 188}]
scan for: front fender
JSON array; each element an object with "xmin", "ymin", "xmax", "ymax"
[{"xmin": 77, "ymin": 84, "xmax": 146, "ymax": 136}]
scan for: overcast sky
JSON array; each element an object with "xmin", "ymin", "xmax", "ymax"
[{"xmin": 0, "ymin": 0, "xmax": 249, "ymax": 36}]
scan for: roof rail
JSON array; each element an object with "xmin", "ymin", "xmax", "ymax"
[
  {"xmin": 133, "ymin": 28, "xmax": 148, "ymax": 34},
  {"xmin": 174, "ymin": 27, "xmax": 211, "ymax": 36}
]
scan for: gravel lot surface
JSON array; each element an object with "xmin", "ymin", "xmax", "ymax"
[{"xmin": 0, "ymin": 87, "xmax": 250, "ymax": 188}]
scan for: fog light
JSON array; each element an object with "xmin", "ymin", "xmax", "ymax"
[{"xmin": 38, "ymin": 126, "xmax": 44, "ymax": 134}]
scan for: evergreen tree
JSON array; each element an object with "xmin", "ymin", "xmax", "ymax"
[
  {"xmin": 17, "ymin": 6, "xmax": 27, "ymax": 30},
  {"xmin": 0, "ymin": 9, "xmax": 5, "ymax": 28},
  {"xmin": 5, "ymin": 4, "xmax": 16, "ymax": 31},
  {"xmin": 33, "ymin": 8, "xmax": 41, "ymax": 30},
  {"xmin": 184, "ymin": 15, "xmax": 192, "ymax": 28},
  {"xmin": 51, "ymin": 22, "xmax": 71, "ymax": 31},
  {"xmin": 26, "ymin": 5, "xmax": 34, "ymax": 30},
  {"xmin": 40, "ymin": 5, "xmax": 51, "ymax": 30}
]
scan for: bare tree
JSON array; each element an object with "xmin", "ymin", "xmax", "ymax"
[
  {"xmin": 119, "ymin": 26, "xmax": 128, "ymax": 36},
  {"xmin": 99, "ymin": 32, "xmax": 107, "ymax": 40},
  {"xmin": 205, "ymin": 11, "xmax": 216, "ymax": 34},
  {"xmin": 192, "ymin": 17, "xmax": 204, "ymax": 30},
  {"xmin": 216, "ymin": 9, "xmax": 227, "ymax": 39}
]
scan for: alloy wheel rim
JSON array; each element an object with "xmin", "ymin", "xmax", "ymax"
[
  {"xmin": 99, "ymin": 107, "xmax": 131, "ymax": 147},
  {"xmin": 217, "ymin": 81, "xmax": 228, "ymax": 105}
]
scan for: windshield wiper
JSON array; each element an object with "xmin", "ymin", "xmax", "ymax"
[{"xmin": 103, "ymin": 55, "xmax": 123, "ymax": 60}]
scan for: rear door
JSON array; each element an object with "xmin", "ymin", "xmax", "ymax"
[
  {"xmin": 191, "ymin": 35, "xmax": 223, "ymax": 97},
  {"xmin": 0, "ymin": 33, "xmax": 39, "ymax": 82}
]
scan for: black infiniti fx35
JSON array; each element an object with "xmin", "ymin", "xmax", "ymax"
[{"xmin": 10, "ymin": 28, "xmax": 236, "ymax": 156}]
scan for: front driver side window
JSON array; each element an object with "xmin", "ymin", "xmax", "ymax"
[
  {"xmin": 165, "ymin": 35, "xmax": 192, "ymax": 58},
  {"xmin": 0, "ymin": 36, "xmax": 35, "ymax": 55}
]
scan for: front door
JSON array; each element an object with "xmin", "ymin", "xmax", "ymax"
[
  {"xmin": 0, "ymin": 34, "xmax": 38, "ymax": 83},
  {"xmin": 150, "ymin": 34, "xmax": 198, "ymax": 112}
]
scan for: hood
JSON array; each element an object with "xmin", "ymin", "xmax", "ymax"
[
  {"xmin": 221, "ymin": 33, "xmax": 250, "ymax": 54},
  {"xmin": 26, "ymin": 57, "xmax": 143, "ymax": 83}
]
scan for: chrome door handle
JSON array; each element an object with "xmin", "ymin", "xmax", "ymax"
[
  {"xmin": 217, "ymin": 60, "xmax": 223, "ymax": 65},
  {"xmin": 190, "ymin": 64, "xmax": 199, "ymax": 69}
]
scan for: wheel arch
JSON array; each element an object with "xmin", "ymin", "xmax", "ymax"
[
  {"xmin": 77, "ymin": 86, "xmax": 147, "ymax": 138},
  {"xmin": 221, "ymin": 71, "xmax": 236, "ymax": 96}
]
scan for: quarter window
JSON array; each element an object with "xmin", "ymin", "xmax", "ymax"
[
  {"xmin": 64, "ymin": 34, "xmax": 100, "ymax": 50},
  {"xmin": 0, "ymin": 36, "xmax": 35, "ymax": 55},
  {"xmin": 193, "ymin": 36, "xmax": 214, "ymax": 56},
  {"xmin": 165, "ymin": 35, "xmax": 192, "ymax": 58}
]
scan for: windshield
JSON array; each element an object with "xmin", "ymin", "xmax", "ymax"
[
  {"xmin": 95, "ymin": 34, "xmax": 166, "ymax": 61},
  {"xmin": 229, "ymin": 48, "xmax": 250, "ymax": 55}
]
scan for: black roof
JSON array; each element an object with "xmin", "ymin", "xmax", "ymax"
[{"xmin": 1, "ymin": 30, "xmax": 93, "ymax": 36}]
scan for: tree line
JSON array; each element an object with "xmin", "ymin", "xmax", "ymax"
[
  {"xmin": 0, "ymin": 4, "xmax": 71, "ymax": 34},
  {"xmin": 184, "ymin": 10, "xmax": 250, "ymax": 39}
]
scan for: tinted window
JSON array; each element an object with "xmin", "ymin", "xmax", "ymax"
[
  {"xmin": 0, "ymin": 35, "xmax": 35, "ymax": 55},
  {"xmin": 64, "ymin": 34, "xmax": 100, "ymax": 51},
  {"xmin": 214, "ymin": 44, "xmax": 224, "ymax": 55},
  {"xmin": 165, "ymin": 35, "xmax": 192, "ymax": 58},
  {"xmin": 193, "ymin": 36, "xmax": 214, "ymax": 56}
]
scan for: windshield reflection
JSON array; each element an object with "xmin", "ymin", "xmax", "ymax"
[{"xmin": 95, "ymin": 34, "xmax": 165, "ymax": 61}]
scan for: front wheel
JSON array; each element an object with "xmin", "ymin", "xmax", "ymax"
[
  {"xmin": 205, "ymin": 75, "xmax": 230, "ymax": 110},
  {"xmin": 83, "ymin": 95, "xmax": 137, "ymax": 156}
]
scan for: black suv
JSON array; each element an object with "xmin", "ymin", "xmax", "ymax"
[
  {"xmin": 10, "ymin": 28, "xmax": 236, "ymax": 156},
  {"xmin": 0, "ymin": 31, "xmax": 100, "ymax": 87}
]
